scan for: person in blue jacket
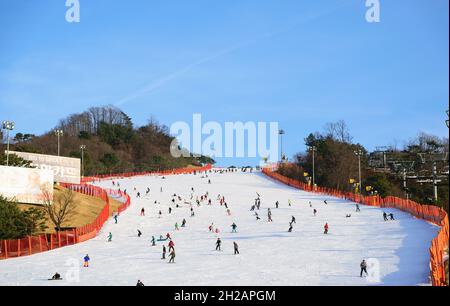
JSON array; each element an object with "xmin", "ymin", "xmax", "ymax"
[{"xmin": 83, "ymin": 254, "xmax": 90, "ymax": 267}]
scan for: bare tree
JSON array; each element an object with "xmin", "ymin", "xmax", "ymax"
[
  {"xmin": 42, "ymin": 188, "xmax": 77, "ymax": 231},
  {"xmin": 324, "ymin": 120, "xmax": 353, "ymax": 143}
]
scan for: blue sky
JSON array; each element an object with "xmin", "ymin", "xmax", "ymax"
[{"xmin": 0, "ymin": 0, "xmax": 448, "ymax": 166}]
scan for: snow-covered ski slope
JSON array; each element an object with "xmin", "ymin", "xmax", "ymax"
[{"xmin": 0, "ymin": 171, "xmax": 439, "ymax": 286}]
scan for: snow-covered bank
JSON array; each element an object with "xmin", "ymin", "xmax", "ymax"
[{"xmin": 0, "ymin": 172, "xmax": 439, "ymax": 286}]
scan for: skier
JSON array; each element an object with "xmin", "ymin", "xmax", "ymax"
[
  {"xmin": 216, "ymin": 238, "xmax": 222, "ymax": 251},
  {"xmin": 313, "ymin": 209, "xmax": 317, "ymax": 216},
  {"xmin": 356, "ymin": 204, "xmax": 360, "ymax": 212},
  {"xmin": 168, "ymin": 240, "xmax": 175, "ymax": 252},
  {"xmin": 309, "ymin": 201, "xmax": 312, "ymax": 208},
  {"xmin": 175, "ymin": 222, "xmax": 179, "ymax": 231},
  {"xmin": 288, "ymin": 199, "xmax": 292, "ymax": 207},
  {"xmin": 113, "ymin": 213, "xmax": 118, "ymax": 224},
  {"xmin": 151, "ymin": 236, "xmax": 156, "ymax": 246},
  {"xmin": 137, "ymin": 192, "xmax": 141, "ymax": 198},
  {"xmin": 383, "ymin": 212, "xmax": 388, "ymax": 221},
  {"xmin": 360, "ymin": 260, "xmax": 368, "ymax": 277},
  {"xmin": 324, "ymin": 223, "xmax": 329, "ymax": 234},
  {"xmin": 158, "ymin": 210, "xmax": 162, "ymax": 218},
  {"xmin": 162, "ymin": 245, "xmax": 167, "ymax": 259},
  {"xmin": 107, "ymin": 232, "xmax": 112, "ymax": 242},
  {"xmin": 389, "ymin": 213, "xmax": 395, "ymax": 220},
  {"xmin": 209, "ymin": 223, "xmax": 214, "ymax": 232},
  {"xmin": 231, "ymin": 223, "xmax": 238, "ymax": 233},
  {"xmin": 140, "ymin": 208, "xmax": 145, "ymax": 216},
  {"xmin": 138, "ymin": 230, "xmax": 142, "ymax": 238},
  {"xmin": 346, "ymin": 214, "xmax": 352, "ymax": 218},
  {"xmin": 227, "ymin": 209, "xmax": 231, "ymax": 216},
  {"xmin": 136, "ymin": 280, "xmax": 145, "ymax": 286},
  {"xmin": 267, "ymin": 208, "xmax": 273, "ymax": 222},
  {"xmin": 255, "ymin": 212, "xmax": 261, "ymax": 221},
  {"xmin": 83, "ymin": 254, "xmax": 90, "ymax": 267},
  {"xmin": 168, "ymin": 250, "xmax": 176, "ymax": 263},
  {"xmin": 169, "ymin": 207, "xmax": 172, "ymax": 214},
  {"xmin": 291, "ymin": 216, "xmax": 296, "ymax": 224},
  {"xmin": 233, "ymin": 242, "xmax": 239, "ymax": 255},
  {"xmin": 275, "ymin": 201, "xmax": 279, "ymax": 209},
  {"xmin": 288, "ymin": 223, "xmax": 293, "ymax": 232},
  {"xmin": 324, "ymin": 200, "xmax": 328, "ymax": 205},
  {"xmin": 208, "ymin": 179, "xmax": 211, "ymax": 184},
  {"xmin": 181, "ymin": 219, "xmax": 186, "ymax": 228},
  {"xmin": 191, "ymin": 208, "xmax": 195, "ymax": 217}
]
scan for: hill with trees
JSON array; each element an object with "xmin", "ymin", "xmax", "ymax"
[{"xmin": 1, "ymin": 105, "xmax": 214, "ymax": 175}]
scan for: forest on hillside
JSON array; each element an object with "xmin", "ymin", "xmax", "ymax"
[
  {"xmin": 278, "ymin": 121, "xmax": 449, "ymax": 211},
  {"xmin": 0, "ymin": 105, "xmax": 214, "ymax": 175}
]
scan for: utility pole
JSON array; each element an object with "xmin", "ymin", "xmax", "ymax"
[
  {"xmin": 80, "ymin": 145, "xmax": 86, "ymax": 178},
  {"xmin": 354, "ymin": 149, "xmax": 363, "ymax": 194},
  {"xmin": 432, "ymin": 161, "xmax": 438, "ymax": 203},
  {"xmin": 309, "ymin": 146, "xmax": 317, "ymax": 189},
  {"xmin": 2, "ymin": 120, "xmax": 15, "ymax": 166},
  {"xmin": 403, "ymin": 168, "xmax": 409, "ymax": 201},
  {"xmin": 54, "ymin": 129, "xmax": 64, "ymax": 156},
  {"xmin": 279, "ymin": 129, "xmax": 285, "ymax": 162}
]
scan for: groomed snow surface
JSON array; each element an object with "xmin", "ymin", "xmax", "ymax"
[{"xmin": 0, "ymin": 171, "xmax": 439, "ymax": 286}]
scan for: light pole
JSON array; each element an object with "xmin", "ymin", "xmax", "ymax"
[
  {"xmin": 80, "ymin": 145, "xmax": 86, "ymax": 178},
  {"xmin": 54, "ymin": 129, "xmax": 64, "ymax": 156},
  {"xmin": 309, "ymin": 146, "xmax": 317, "ymax": 189},
  {"xmin": 2, "ymin": 120, "xmax": 15, "ymax": 166},
  {"xmin": 279, "ymin": 129, "xmax": 285, "ymax": 162},
  {"xmin": 446, "ymin": 110, "xmax": 449, "ymax": 128},
  {"xmin": 354, "ymin": 149, "xmax": 363, "ymax": 194}
]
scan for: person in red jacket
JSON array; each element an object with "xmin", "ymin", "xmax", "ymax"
[
  {"xmin": 324, "ymin": 223, "xmax": 329, "ymax": 234},
  {"xmin": 168, "ymin": 240, "xmax": 175, "ymax": 252}
]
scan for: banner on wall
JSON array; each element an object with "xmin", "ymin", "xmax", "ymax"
[
  {"xmin": 8, "ymin": 151, "xmax": 81, "ymax": 184},
  {"xmin": 0, "ymin": 165, "xmax": 54, "ymax": 205}
]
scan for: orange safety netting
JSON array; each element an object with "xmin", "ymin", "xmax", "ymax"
[
  {"xmin": 0, "ymin": 165, "xmax": 212, "ymax": 260},
  {"xmin": 262, "ymin": 168, "xmax": 449, "ymax": 286}
]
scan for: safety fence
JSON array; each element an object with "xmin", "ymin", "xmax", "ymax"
[
  {"xmin": 0, "ymin": 184, "xmax": 131, "ymax": 259},
  {"xmin": 81, "ymin": 164, "xmax": 213, "ymax": 184},
  {"xmin": 262, "ymin": 168, "xmax": 449, "ymax": 286},
  {"xmin": 0, "ymin": 165, "xmax": 207, "ymax": 260}
]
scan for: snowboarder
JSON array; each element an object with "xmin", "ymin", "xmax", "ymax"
[
  {"xmin": 360, "ymin": 260, "xmax": 368, "ymax": 277},
  {"xmin": 168, "ymin": 240, "xmax": 175, "ymax": 252},
  {"xmin": 169, "ymin": 250, "xmax": 176, "ymax": 263},
  {"xmin": 324, "ymin": 223, "xmax": 329, "ymax": 234},
  {"xmin": 83, "ymin": 254, "xmax": 90, "ymax": 267},
  {"xmin": 216, "ymin": 238, "xmax": 222, "ymax": 251},
  {"xmin": 231, "ymin": 223, "xmax": 237, "ymax": 233},
  {"xmin": 267, "ymin": 208, "xmax": 273, "ymax": 222},
  {"xmin": 107, "ymin": 232, "xmax": 112, "ymax": 242},
  {"xmin": 233, "ymin": 242, "xmax": 239, "ymax": 255},
  {"xmin": 51, "ymin": 272, "xmax": 62, "ymax": 280},
  {"xmin": 162, "ymin": 245, "xmax": 167, "ymax": 259},
  {"xmin": 136, "ymin": 280, "xmax": 145, "ymax": 286}
]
